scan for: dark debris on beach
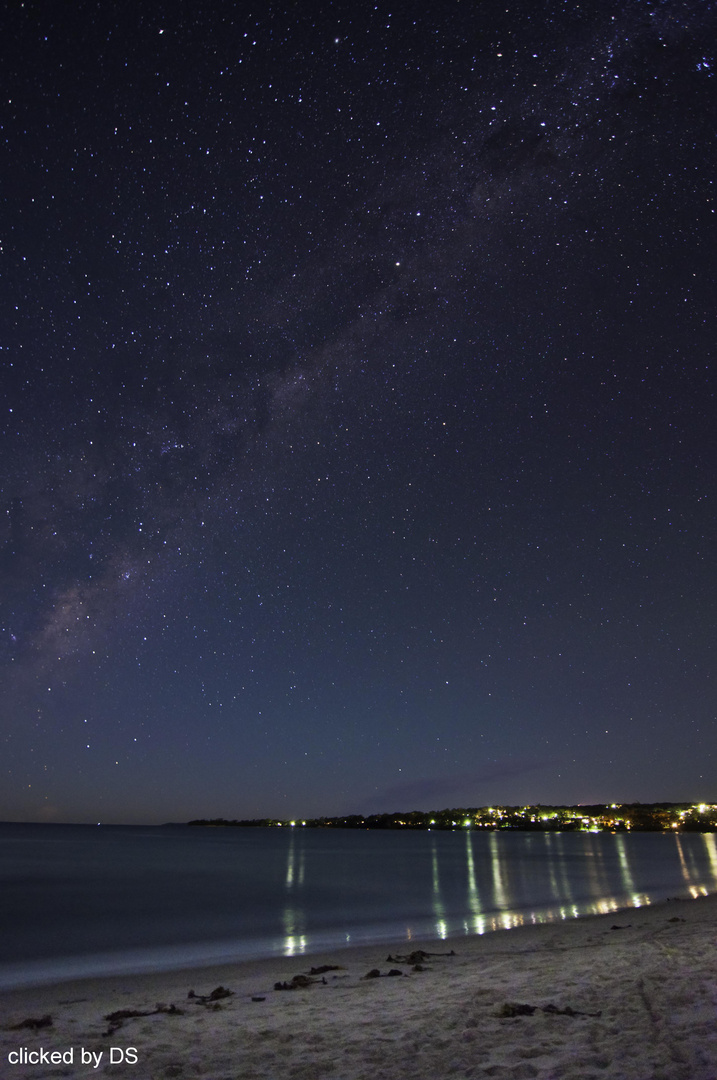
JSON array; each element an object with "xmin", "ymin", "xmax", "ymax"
[
  {"xmin": 496, "ymin": 1002, "xmax": 602, "ymax": 1018},
  {"xmin": 187, "ymin": 985, "xmax": 234, "ymax": 1005},
  {"xmin": 104, "ymin": 1003, "xmax": 184, "ymax": 1036},
  {"xmin": 9, "ymin": 1014, "xmax": 53, "ymax": 1031}
]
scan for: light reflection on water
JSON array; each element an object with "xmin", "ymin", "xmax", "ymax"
[
  {"xmin": 703, "ymin": 833, "xmax": 717, "ymax": 878},
  {"xmin": 465, "ymin": 829, "xmax": 481, "ymax": 918},
  {"xmin": 282, "ymin": 831, "xmax": 307, "ymax": 954},
  {"xmin": 430, "ymin": 836, "xmax": 448, "ymax": 938},
  {"xmin": 489, "ymin": 832, "xmax": 508, "ymax": 910},
  {"xmin": 278, "ymin": 830, "xmax": 717, "ymax": 955},
  {"xmin": 616, "ymin": 834, "xmax": 636, "ymax": 896}
]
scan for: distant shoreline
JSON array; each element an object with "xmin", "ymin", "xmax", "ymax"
[{"xmin": 188, "ymin": 800, "xmax": 717, "ymax": 832}]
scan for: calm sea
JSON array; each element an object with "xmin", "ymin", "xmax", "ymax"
[{"xmin": 1, "ymin": 823, "xmax": 716, "ymax": 988}]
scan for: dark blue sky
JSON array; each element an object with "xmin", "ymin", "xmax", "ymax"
[{"xmin": 1, "ymin": 0, "xmax": 715, "ymax": 824}]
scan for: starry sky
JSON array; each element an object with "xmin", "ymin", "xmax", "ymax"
[{"xmin": 1, "ymin": 0, "xmax": 715, "ymax": 825}]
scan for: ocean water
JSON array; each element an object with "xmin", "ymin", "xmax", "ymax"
[{"xmin": 1, "ymin": 823, "xmax": 716, "ymax": 988}]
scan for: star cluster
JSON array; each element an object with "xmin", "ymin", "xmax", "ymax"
[{"xmin": 1, "ymin": 0, "xmax": 715, "ymax": 823}]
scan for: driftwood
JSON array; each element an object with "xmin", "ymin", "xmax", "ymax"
[
  {"xmin": 274, "ymin": 974, "xmax": 327, "ymax": 990},
  {"xmin": 187, "ymin": 985, "xmax": 234, "ymax": 1003},
  {"xmin": 104, "ymin": 1003, "xmax": 183, "ymax": 1035},
  {"xmin": 497, "ymin": 1001, "xmax": 602, "ymax": 1018},
  {"xmin": 361, "ymin": 968, "xmax": 405, "ymax": 979},
  {"xmin": 9, "ymin": 1015, "xmax": 53, "ymax": 1031},
  {"xmin": 386, "ymin": 949, "xmax": 456, "ymax": 964}
]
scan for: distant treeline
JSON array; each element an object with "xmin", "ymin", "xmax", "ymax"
[{"xmin": 187, "ymin": 802, "xmax": 717, "ymax": 832}]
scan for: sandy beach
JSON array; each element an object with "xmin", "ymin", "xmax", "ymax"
[{"xmin": 2, "ymin": 893, "xmax": 716, "ymax": 1080}]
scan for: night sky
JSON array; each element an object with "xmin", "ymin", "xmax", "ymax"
[{"xmin": 1, "ymin": 0, "xmax": 715, "ymax": 825}]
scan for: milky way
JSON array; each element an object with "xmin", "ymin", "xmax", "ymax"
[{"xmin": 1, "ymin": 0, "xmax": 715, "ymax": 823}]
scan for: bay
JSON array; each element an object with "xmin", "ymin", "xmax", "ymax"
[{"xmin": 1, "ymin": 822, "xmax": 716, "ymax": 989}]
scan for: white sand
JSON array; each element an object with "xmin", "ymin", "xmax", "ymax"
[{"xmin": 2, "ymin": 894, "xmax": 717, "ymax": 1079}]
